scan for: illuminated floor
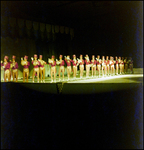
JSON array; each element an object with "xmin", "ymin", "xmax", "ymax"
[
  {"xmin": 67, "ymin": 74, "xmax": 143, "ymax": 83},
  {"xmin": 1, "ymin": 73, "xmax": 143, "ymax": 84}
]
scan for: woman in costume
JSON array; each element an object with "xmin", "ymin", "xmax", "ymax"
[
  {"xmin": 48, "ymin": 55, "xmax": 56, "ymax": 83},
  {"xmin": 77, "ymin": 55, "xmax": 85, "ymax": 79},
  {"xmin": 110, "ymin": 56, "xmax": 115, "ymax": 76},
  {"xmin": 115, "ymin": 56, "xmax": 119, "ymax": 75},
  {"xmin": 38, "ymin": 55, "xmax": 47, "ymax": 83},
  {"xmin": 1, "ymin": 56, "xmax": 11, "ymax": 82},
  {"xmin": 121, "ymin": 57, "xmax": 124, "ymax": 74},
  {"xmin": 71, "ymin": 55, "xmax": 78, "ymax": 80},
  {"xmin": 64, "ymin": 55, "xmax": 71, "ymax": 81},
  {"xmin": 96, "ymin": 55, "xmax": 101, "ymax": 77},
  {"xmin": 11, "ymin": 55, "xmax": 18, "ymax": 82},
  {"xmin": 31, "ymin": 54, "xmax": 40, "ymax": 83},
  {"xmin": 101, "ymin": 56, "xmax": 106, "ymax": 77},
  {"xmin": 106, "ymin": 56, "xmax": 110, "ymax": 76},
  {"xmin": 56, "ymin": 55, "xmax": 65, "ymax": 81},
  {"xmin": 21, "ymin": 55, "xmax": 30, "ymax": 82},
  {"xmin": 85, "ymin": 54, "xmax": 91, "ymax": 78},
  {"xmin": 124, "ymin": 57, "xmax": 128, "ymax": 73},
  {"xmin": 91, "ymin": 55, "xmax": 97, "ymax": 77},
  {"xmin": 128, "ymin": 57, "xmax": 133, "ymax": 74},
  {"xmin": 118, "ymin": 57, "xmax": 122, "ymax": 74}
]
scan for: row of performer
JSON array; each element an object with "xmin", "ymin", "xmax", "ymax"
[{"xmin": 1, "ymin": 54, "xmax": 133, "ymax": 83}]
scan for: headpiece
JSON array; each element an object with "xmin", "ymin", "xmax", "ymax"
[
  {"xmin": 12, "ymin": 55, "xmax": 16, "ymax": 59},
  {"xmin": 24, "ymin": 55, "xmax": 28, "ymax": 59},
  {"xmin": 4, "ymin": 56, "xmax": 8, "ymax": 60},
  {"xmin": 34, "ymin": 54, "xmax": 37, "ymax": 58},
  {"xmin": 59, "ymin": 55, "xmax": 63, "ymax": 58}
]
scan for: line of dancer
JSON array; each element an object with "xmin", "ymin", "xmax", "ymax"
[{"xmin": 1, "ymin": 54, "xmax": 134, "ymax": 83}]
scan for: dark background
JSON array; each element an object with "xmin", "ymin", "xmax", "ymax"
[
  {"xmin": 1, "ymin": 1, "xmax": 143, "ymax": 69},
  {"xmin": 1, "ymin": 1, "xmax": 143, "ymax": 149}
]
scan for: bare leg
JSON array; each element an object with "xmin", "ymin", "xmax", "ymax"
[
  {"xmin": 12, "ymin": 72, "xmax": 14, "ymax": 81},
  {"xmin": 73, "ymin": 66, "xmax": 75, "ymax": 78},
  {"xmin": 26, "ymin": 72, "xmax": 29, "ymax": 82},
  {"xmin": 112, "ymin": 67, "xmax": 114, "ymax": 75},
  {"xmin": 16, "ymin": 71, "xmax": 18, "ymax": 82},
  {"xmin": 8, "ymin": 72, "xmax": 11, "ymax": 82},
  {"xmin": 43, "ymin": 69, "xmax": 45, "ymax": 81},
  {"xmin": 37, "ymin": 70, "xmax": 39, "ymax": 82},
  {"xmin": 107, "ymin": 65, "xmax": 109, "ymax": 75},
  {"xmin": 51, "ymin": 70, "xmax": 53, "ymax": 81},
  {"xmin": 67, "ymin": 67, "xmax": 71, "ymax": 80},
  {"xmin": 131, "ymin": 64, "xmax": 133, "ymax": 73},
  {"xmin": 32, "ymin": 71, "xmax": 35, "ymax": 82},
  {"xmin": 94, "ymin": 66, "xmax": 96, "ymax": 76},
  {"xmin": 69, "ymin": 67, "xmax": 71, "ymax": 79},
  {"xmin": 116, "ymin": 65, "xmax": 118, "ymax": 74},
  {"xmin": 88, "ymin": 66, "xmax": 90, "ymax": 77},
  {"xmin": 67, "ymin": 67, "xmax": 69, "ymax": 79},
  {"xmin": 104, "ymin": 67, "xmax": 106, "ymax": 76},
  {"xmin": 86, "ymin": 66, "xmax": 89, "ymax": 77},
  {"xmin": 59, "ymin": 68, "xmax": 61, "ymax": 80},
  {"xmin": 76, "ymin": 67, "xmax": 77, "ymax": 78},
  {"xmin": 4, "ymin": 73, "xmax": 6, "ymax": 82},
  {"xmin": 123, "ymin": 65, "xmax": 124, "ymax": 73},
  {"xmin": 120, "ymin": 65, "xmax": 122, "ymax": 74},
  {"xmin": 54, "ymin": 69, "xmax": 56, "ymax": 80},
  {"xmin": 74, "ymin": 67, "xmax": 76, "ymax": 78},
  {"xmin": 62, "ymin": 68, "xmax": 64, "ymax": 80},
  {"xmin": 97, "ymin": 65, "xmax": 100, "ymax": 77},
  {"xmin": 23, "ymin": 71, "xmax": 25, "ymax": 82},
  {"xmin": 82, "ymin": 67, "xmax": 84, "ymax": 77},
  {"xmin": 92, "ymin": 67, "xmax": 93, "ymax": 76},
  {"xmin": 39, "ymin": 69, "xmax": 42, "ymax": 82},
  {"xmin": 130, "ymin": 64, "xmax": 133, "ymax": 73}
]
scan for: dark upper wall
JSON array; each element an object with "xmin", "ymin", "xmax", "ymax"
[{"xmin": 1, "ymin": 1, "xmax": 143, "ymax": 67}]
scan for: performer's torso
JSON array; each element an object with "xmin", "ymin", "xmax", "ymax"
[
  {"xmin": 91, "ymin": 60, "xmax": 96, "ymax": 65},
  {"xmin": 85, "ymin": 59, "xmax": 90, "ymax": 65},
  {"xmin": 59, "ymin": 60, "xmax": 64, "ymax": 66},
  {"xmin": 24, "ymin": 61, "xmax": 30, "ymax": 68},
  {"xmin": 11, "ymin": 61, "xmax": 18, "ymax": 69},
  {"xmin": 71, "ymin": 59, "xmax": 77, "ymax": 66},
  {"xmin": 65, "ymin": 59, "xmax": 71, "ymax": 66},
  {"xmin": 79, "ymin": 59, "xmax": 84, "ymax": 65},
  {"xmin": 4, "ymin": 62, "xmax": 10, "ymax": 70}
]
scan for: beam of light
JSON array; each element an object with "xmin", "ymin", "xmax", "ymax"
[{"xmin": 67, "ymin": 74, "xmax": 143, "ymax": 83}]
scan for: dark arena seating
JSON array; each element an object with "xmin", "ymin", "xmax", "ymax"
[{"xmin": 1, "ymin": 82, "xmax": 143, "ymax": 149}]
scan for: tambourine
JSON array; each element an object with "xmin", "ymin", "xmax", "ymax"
[
  {"xmin": 77, "ymin": 58, "xmax": 82, "ymax": 63},
  {"xmin": 66, "ymin": 57, "xmax": 70, "ymax": 61},
  {"xmin": 48, "ymin": 58, "xmax": 53, "ymax": 64},
  {"xmin": 24, "ymin": 61, "xmax": 27, "ymax": 65},
  {"xmin": 56, "ymin": 59, "xmax": 60, "ymax": 65}
]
